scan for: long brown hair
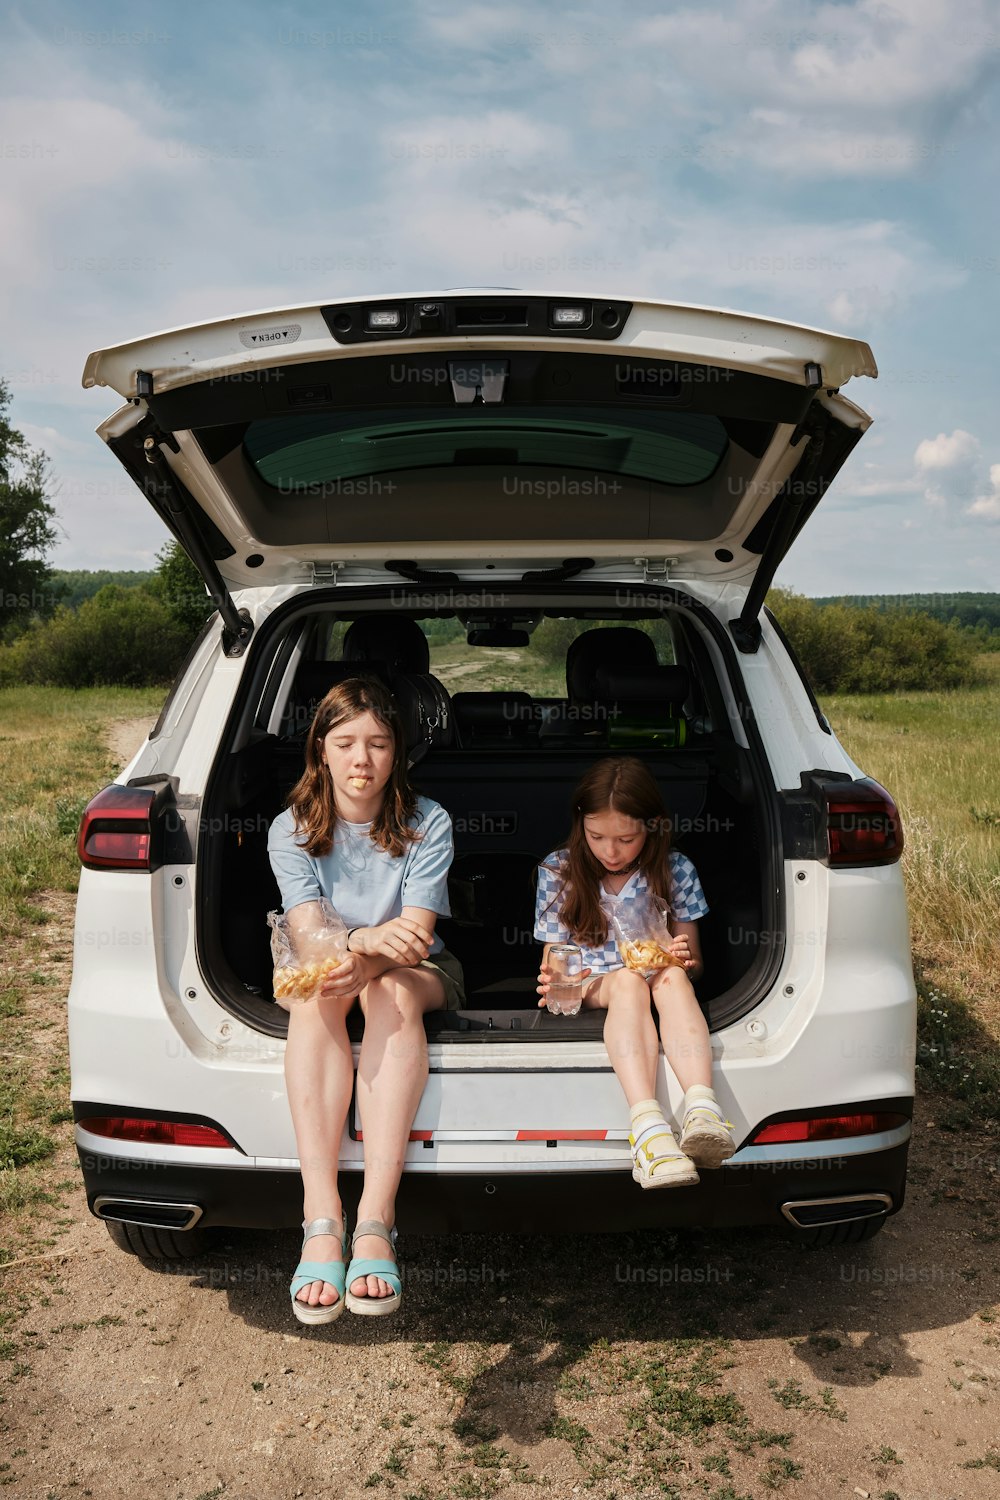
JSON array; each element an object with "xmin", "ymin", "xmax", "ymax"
[
  {"xmin": 554, "ymin": 758, "xmax": 673, "ymax": 947},
  {"xmin": 287, "ymin": 676, "xmax": 419, "ymax": 858}
]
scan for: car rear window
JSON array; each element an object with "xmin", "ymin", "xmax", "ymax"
[{"xmin": 242, "ymin": 406, "xmax": 728, "ymax": 491}]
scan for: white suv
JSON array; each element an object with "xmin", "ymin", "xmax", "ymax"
[{"xmin": 71, "ymin": 291, "xmax": 914, "ymax": 1260}]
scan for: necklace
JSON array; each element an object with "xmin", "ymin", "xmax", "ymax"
[{"xmin": 602, "ymin": 856, "xmax": 641, "ymax": 893}]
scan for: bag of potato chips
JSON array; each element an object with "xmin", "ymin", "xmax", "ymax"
[
  {"xmin": 608, "ymin": 891, "xmax": 683, "ymax": 977},
  {"xmin": 267, "ymin": 898, "xmax": 349, "ymax": 1010}
]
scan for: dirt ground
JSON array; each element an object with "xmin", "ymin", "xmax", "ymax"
[{"xmin": 2, "ymin": 720, "xmax": 998, "ymax": 1500}]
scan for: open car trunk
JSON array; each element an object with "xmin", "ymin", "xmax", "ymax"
[
  {"xmin": 196, "ymin": 584, "xmax": 779, "ymax": 1041},
  {"xmin": 85, "ymin": 291, "xmax": 876, "ymax": 658}
]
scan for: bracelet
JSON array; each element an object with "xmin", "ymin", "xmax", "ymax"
[{"xmin": 346, "ymin": 927, "xmax": 360, "ymax": 952}]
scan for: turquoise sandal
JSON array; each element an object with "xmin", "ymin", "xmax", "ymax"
[
  {"xmin": 290, "ymin": 1216, "xmax": 349, "ymax": 1325},
  {"xmin": 345, "ymin": 1218, "xmax": 402, "ymax": 1317}
]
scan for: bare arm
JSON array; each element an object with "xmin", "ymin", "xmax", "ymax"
[
  {"xmin": 667, "ymin": 917, "xmax": 704, "ymax": 981},
  {"xmin": 347, "ymin": 905, "xmax": 438, "ymax": 969}
]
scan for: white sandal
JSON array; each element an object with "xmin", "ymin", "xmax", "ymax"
[
  {"xmin": 629, "ymin": 1121, "xmax": 700, "ymax": 1189},
  {"xmin": 679, "ymin": 1106, "xmax": 736, "ymax": 1168}
]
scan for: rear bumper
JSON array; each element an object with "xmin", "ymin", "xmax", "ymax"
[{"xmin": 77, "ymin": 1135, "xmax": 910, "ymax": 1235}]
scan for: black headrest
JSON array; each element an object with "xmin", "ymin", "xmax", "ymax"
[
  {"xmin": 453, "ymin": 691, "xmax": 535, "ymax": 741},
  {"xmin": 343, "ymin": 614, "xmax": 430, "ymax": 675},
  {"xmin": 284, "ymin": 661, "xmax": 362, "ymax": 736},
  {"xmin": 566, "ymin": 627, "xmax": 658, "ymax": 702},
  {"xmin": 594, "ymin": 665, "xmax": 690, "ymax": 711}
]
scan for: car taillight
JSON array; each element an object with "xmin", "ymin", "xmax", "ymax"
[
  {"xmin": 78, "ymin": 1116, "xmax": 234, "ymax": 1149},
  {"xmin": 78, "ymin": 784, "xmax": 158, "ymax": 870},
  {"xmin": 826, "ymin": 778, "xmax": 903, "ymax": 867},
  {"xmin": 751, "ymin": 1111, "xmax": 908, "ymax": 1145}
]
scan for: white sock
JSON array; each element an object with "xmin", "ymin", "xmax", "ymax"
[
  {"xmin": 683, "ymin": 1084, "xmax": 725, "ymax": 1122},
  {"xmin": 629, "ymin": 1098, "xmax": 685, "ymax": 1160},
  {"xmin": 630, "ymin": 1097, "xmax": 667, "ymax": 1129}
]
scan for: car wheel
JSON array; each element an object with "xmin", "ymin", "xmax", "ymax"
[
  {"xmin": 791, "ymin": 1215, "xmax": 887, "ymax": 1248},
  {"xmin": 103, "ymin": 1218, "xmax": 220, "ymax": 1260}
]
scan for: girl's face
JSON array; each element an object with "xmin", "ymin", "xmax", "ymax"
[
  {"xmin": 582, "ymin": 808, "xmax": 647, "ymax": 871},
  {"xmin": 320, "ymin": 710, "xmax": 395, "ymax": 807}
]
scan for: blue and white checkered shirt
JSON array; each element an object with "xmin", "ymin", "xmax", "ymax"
[{"xmin": 533, "ymin": 849, "xmax": 709, "ymax": 976}]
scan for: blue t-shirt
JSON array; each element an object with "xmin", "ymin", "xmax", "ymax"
[
  {"xmin": 267, "ymin": 795, "xmax": 453, "ymax": 956},
  {"xmin": 533, "ymin": 848, "xmax": 709, "ymax": 976}
]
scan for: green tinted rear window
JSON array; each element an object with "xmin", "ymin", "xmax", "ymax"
[{"xmin": 243, "ymin": 407, "xmax": 728, "ymax": 490}]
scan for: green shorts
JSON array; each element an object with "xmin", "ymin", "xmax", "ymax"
[{"xmin": 420, "ymin": 947, "xmax": 466, "ymax": 1010}]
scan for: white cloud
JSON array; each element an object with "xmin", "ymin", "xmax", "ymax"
[
  {"xmin": 421, "ymin": 3, "xmax": 533, "ymax": 48},
  {"xmin": 837, "ymin": 475, "xmax": 923, "ymax": 498},
  {"xmin": 967, "ymin": 463, "xmax": 1000, "ymax": 521},
  {"xmin": 18, "ymin": 421, "xmax": 94, "ymax": 463},
  {"xmin": 915, "ymin": 428, "xmax": 981, "ymax": 471},
  {"xmin": 633, "ymin": 0, "xmax": 1000, "ymax": 177},
  {"xmin": 418, "ymin": 0, "xmax": 1000, "ymax": 180},
  {"xmin": 911, "ymin": 428, "xmax": 1000, "ymax": 518},
  {"xmin": 0, "ymin": 95, "xmax": 190, "ymax": 287},
  {"xmin": 833, "ymin": 428, "xmax": 1000, "ymax": 523}
]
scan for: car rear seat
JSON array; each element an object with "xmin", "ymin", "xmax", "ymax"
[
  {"xmin": 280, "ymin": 614, "xmax": 456, "ymax": 762},
  {"xmin": 540, "ymin": 626, "xmax": 660, "ymax": 742},
  {"xmin": 452, "ymin": 691, "xmax": 538, "ymax": 746}
]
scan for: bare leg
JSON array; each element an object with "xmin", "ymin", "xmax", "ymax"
[
  {"xmin": 283, "ymin": 991, "xmax": 356, "ymax": 1308},
  {"xmin": 584, "ymin": 968, "xmax": 660, "ymax": 1108},
  {"xmin": 351, "ymin": 966, "xmax": 445, "ymax": 1300},
  {"xmin": 650, "ymin": 966, "xmax": 713, "ymax": 1091}
]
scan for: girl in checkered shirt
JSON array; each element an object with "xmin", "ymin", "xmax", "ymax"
[{"xmin": 534, "ymin": 756, "xmax": 735, "ymax": 1189}]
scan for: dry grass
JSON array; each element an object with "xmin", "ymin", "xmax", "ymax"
[
  {"xmin": 823, "ymin": 653, "xmax": 1000, "ymax": 1031},
  {"xmin": 0, "ymin": 686, "xmax": 165, "ymax": 930}
]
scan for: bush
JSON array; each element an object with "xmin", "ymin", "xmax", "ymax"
[
  {"xmin": 0, "ymin": 584, "xmax": 191, "ymax": 687},
  {"xmin": 767, "ymin": 588, "xmax": 981, "ymax": 694},
  {"xmin": 148, "ymin": 541, "xmax": 216, "ymax": 638}
]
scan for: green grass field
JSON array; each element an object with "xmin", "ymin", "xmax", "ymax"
[
  {"xmin": 0, "ymin": 686, "xmax": 166, "ymax": 930},
  {"xmin": 822, "ymin": 655, "xmax": 1000, "ymax": 1124},
  {"xmin": 824, "ymin": 655, "xmax": 1000, "ymax": 991}
]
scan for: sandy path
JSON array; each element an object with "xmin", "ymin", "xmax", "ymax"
[{"xmin": 104, "ymin": 717, "xmax": 157, "ymax": 770}]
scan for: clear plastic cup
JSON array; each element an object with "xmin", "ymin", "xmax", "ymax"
[{"xmin": 546, "ymin": 943, "xmax": 583, "ymax": 1016}]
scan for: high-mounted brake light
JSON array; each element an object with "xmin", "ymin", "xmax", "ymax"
[
  {"xmin": 78, "ymin": 785, "xmax": 157, "ymax": 871},
  {"xmin": 826, "ymin": 778, "xmax": 903, "ymax": 867},
  {"xmin": 751, "ymin": 1111, "xmax": 908, "ymax": 1145},
  {"xmin": 78, "ymin": 1115, "xmax": 234, "ymax": 1149}
]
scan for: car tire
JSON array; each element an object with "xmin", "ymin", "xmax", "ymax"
[
  {"xmin": 791, "ymin": 1215, "xmax": 887, "ymax": 1248},
  {"xmin": 103, "ymin": 1218, "xmax": 220, "ymax": 1260}
]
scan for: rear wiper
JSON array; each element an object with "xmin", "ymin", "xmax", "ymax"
[{"xmin": 521, "ymin": 557, "xmax": 595, "ymax": 583}]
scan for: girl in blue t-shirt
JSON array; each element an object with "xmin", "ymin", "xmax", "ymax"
[
  {"xmin": 534, "ymin": 756, "xmax": 734, "ymax": 1190},
  {"xmin": 267, "ymin": 676, "xmax": 463, "ymax": 1325}
]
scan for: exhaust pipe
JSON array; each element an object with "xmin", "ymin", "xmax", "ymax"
[
  {"xmin": 93, "ymin": 1196, "xmax": 204, "ymax": 1232},
  {"xmin": 780, "ymin": 1192, "xmax": 892, "ymax": 1229}
]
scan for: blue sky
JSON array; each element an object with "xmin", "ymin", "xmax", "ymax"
[{"xmin": 2, "ymin": 0, "xmax": 999, "ymax": 594}]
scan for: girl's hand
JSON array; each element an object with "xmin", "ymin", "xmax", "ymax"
[
  {"xmin": 352, "ymin": 916, "xmax": 434, "ymax": 967},
  {"xmin": 667, "ymin": 933, "xmax": 695, "ymax": 970},
  {"xmin": 317, "ymin": 952, "xmax": 370, "ymax": 1000},
  {"xmin": 536, "ymin": 963, "xmax": 592, "ymax": 1007}
]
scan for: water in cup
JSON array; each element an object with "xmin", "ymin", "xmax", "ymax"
[{"xmin": 546, "ymin": 943, "xmax": 583, "ymax": 1015}]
